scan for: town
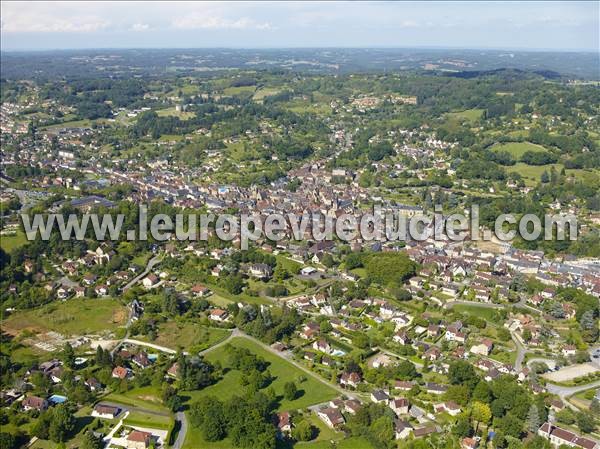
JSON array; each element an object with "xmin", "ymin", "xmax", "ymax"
[{"xmin": 1, "ymin": 43, "xmax": 599, "ymax": 449}]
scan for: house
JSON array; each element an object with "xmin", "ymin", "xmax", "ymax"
[
  {"xmin": 313, "ymin": 339, "xmax": 332, "ymax": 354},
  {"xmin": 395, "ymin": 380, "xmax": 415, "ymax": 392},
  {"xmin": 167, "ymin": 363, "xmax": 180, "ymax": 379},
  {"xmin": 562, "ymin": 345, "xmax": 577, "ymax": 357},
  {"xmin": 209, "ymin": 309, "xmax": 229, "ymax": 322},
  {"xmin": 413, "ymin": 425, "xmax": 440, "ymax": 438},
  {"xmin": 85, "ymin": 378, "xmax": 102, "ymax": 392},
  {"xmin": 424, "ymin": 382, "xmax": 448, "ymax": 395},
  {"xmin": 395, "ymin": 419, "xmax": 413, "ymax": 440},
  {"xmin": 370, "ymin": 389, "xmax": 390, "ymax": 404},
  {"xmin": 132, "ymin": 352, "xmax": 151, "ymax": 369},
  {"xmin": 94, "ymin": 284, "xmax": 108, "ymax": 296},
  {"xmin": 393, "ymin": 331, "xmax": 411, "ymax": 345},
  {"xmin": 427, "ymin": 325, "xmax": 441, "ymax": 338},
  {"xmin": 22, "ymin": 396, "xmax": 48, "ymax": 412},
  {"xmin": 248, "ymin": 263, "xmax": 273, "ymax": 279},
  {"xmin": 445, "ymin": 330, "xmax": 466, "ymax": 344},
  {"xmin": 461, "ymin": 437, "xmax": 479, "ymax": 449},
  {"xmin": 389, "ymin": 397, "xmax": 410, "ymax": 415},
  {"xmin": 434, "ymin": 401, "xmax": 461, "ymax": 416},
  {"xmin": 424, "ymin": 346, "xmax": 441, "ymax": 361},
  {"xmin": 127, "ymin": 430, "xmax": 152, "ymax": 449},
  {"xmin": 74, "ymin": 286, "xmax": 86, "ymax": 298},
  {"xmin": 56, "ymin": 286, "xmax": 69, "ymax": 299},
  {"xmin": 275, "ymin": 411, "xmax": 292, "ymax": 437},
  {"xmin": 190, "ymin": 284, "xmax": 211, "ymax": 297},
  {"xmin": 112, "ymin": 366, "xmax": 131, "ymax": 379},
  {"xmin": 92, "ymin": 404, "xmax": 121, "ymax": 419},
  {"xmin": 344, "ymin": 399, "xmax": 362, "ymax": 415},
  {"xmin": 317, "ymin": 407, "xmax": 345, "ymax": 428},
  {"xmin": 142, "ymin": 274, "xmax": 159, "ymax": 288},
  {"xmin": 340, "ymin": 371, "xmax": 361, "ymax": 389},
  {"xmin": 538, "ymin": 422, "xmax": 599, "ymax": 449},
  {"xmin": 470, "ymin": 339, "xmax": 494, "ymax": 356}
]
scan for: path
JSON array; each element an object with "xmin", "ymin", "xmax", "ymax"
[
  {"xmin": 546, "ymin": 380, "xmax": 600, "ymax": 410},
  {"xmin": 172, "ymin": 411, "xmax": 188, "ymax": 449},
  {"xmin": 122, "ymin": 254, "xmax": 162, "ymax": 292},
  {"xmin": 121, "ymin": 338, "xmax": 178, "ymax": 355}
]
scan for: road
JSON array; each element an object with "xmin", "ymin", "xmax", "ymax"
[
  {"xmin": 121, "ymin": 338, "xmax": 178, "ymax": 355},
  {"xmin": 546, "ymin": 380, "xmax": 600, "ymax": 409},
  {"xmin": 200, "ymin": 328, "xmax": 358, "ymax": 399},
  {"xmin": 122, "ymin": 254, "xmax": 162, "ymax": 292},
  {"xmin": 172, "ymin": 411, "xmax": 188, "ymax": 449},
  {"xmin": 511, "ymin": 331, "xmax": 527, "ymax": 372}
]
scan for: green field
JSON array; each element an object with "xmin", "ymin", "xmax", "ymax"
[
  {"xmin": 223, "ymin": 85, "xmax": 257, "ymax": 96},
  {"xmin": 185, "ymin": 337, "xmax": 338, "ymax": 410},
  {"xmin": 452, "ymin": 304, "xmax": 500, "ymax": 321},
  {"xmin": 2, "ymin": 298, "xmax": 127, "ymax": 336},
  {"xmin": 156, "ymin": 107, "xmax": 195, "ymax": 120},
  {"xmin": 507, "ymin": 163, "xmax": 563, "ymax": 185},
  {"xmin": 105, "ymin": 386, "xmax": 169, "ymax": 413},
  {"xmin": 446, "ymin": 108, "xmax": 485, "ymax": 123},
  {"xmin": 0, "ymin": 229, "xmax": 28, "ymax": 253},
  {"xmin": 491, "ymin": 141, "xmax": 549, "ymax": 158},
  {"xmin": 145, "ymin": 322, "xmax": 231, "ymax": 351},
  {"xmin": 253, "ymin": 87, "xmax": 281, "ymax": 101}
]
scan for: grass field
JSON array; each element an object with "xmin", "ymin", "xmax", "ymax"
[
  {"xmin": 507, "ymin": 163, "xmax": 563, "ymax": 185},
  {"xmin": 145, "ymin": 322, "xmax": 231, "ymax": 351},
  {"xmin": 123, "ymin": 410, "xmax": 174, "ymax": 430},
  {"xmin": 223, "ymin": 85, "xmax": 257, "ymax": 96},
  {"xmin": 156, "ymin": 107, "xmax": 195, "ymax": 120},
  {"xmin": 491, "ymin": 141, "xmax": 549, "ymax": 158},
  {"xmin": 2, "ymin": 298, "xmax": 127, "ymax": 336},
  {"xmin": 446, "ymin": 108, "xmax": 484, "ymax": 123},
  {"xmin": 253, "ymin": 87, "xmax": 281, "ymax": 101},
  {"xmin": 105, "ymin": 386, "xmax": 168, "ymax": 413},
  {"xmin": 0, "ymin": 229, "xmax": 28, "ymax": 253},
  {"xmin": 184, "ymin": 337, "xmax": 338, "ymax": 411},
  {"xmin": 453, "ymin": 304, "xmax": 500, "ymax": 321}
]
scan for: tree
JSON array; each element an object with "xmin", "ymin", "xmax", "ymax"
[
  {"xmin": 62, "ymin": 342, "xmax": 75, "ymax": 369},
  {"xmin": 576, "ymin": 412, "xmax": 595, "ymax": 433},
  {"xmin": 452, "ymin": 417, "xmax": 472, "ymax": 438},
  {"xmin": 448, "ymin": 360, "xmax": 479, "ymax": 390},
  {"xmin": 472, "ymin": 381, "xmax": 492, "ymax": 403},
  {"xmin": 590, "ymin": 398, "xmax": 600, "ymax": 415},
  {"xmin": 0, "ymin": 433, "xmax": 18, "ymax": 449},
  {"xmin": 283, "ymin": 381, "xmax": 297, "ymax": 401},
  {"xmin": 81, "ymin": 431, "xmax": 103, "ymax": 449},
  {"xmin": 471, "ymin": 402, "xmax": 492, "ymax": 431},
  {"xmin": 49, "ymin": 405, "xmax": 76, "ymax": 442},
  {"xmin": 370, "ymin": 415, "xmax": 395, "ymax": 447},
  {"xmin": 291, "ymin": 420, "xmax": 314, "ymax": 441},
  {"xmin": 527, "ymin": 404, "xmax": 540, "ymax": 433},
  {"xmin": 189, "ymin": 396, "xmax": 226, "ymax": 442}
]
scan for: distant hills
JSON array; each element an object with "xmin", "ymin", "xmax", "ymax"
[{"xmin": 1, "ymin": 48, "xmax": 598, "ymax": 80}]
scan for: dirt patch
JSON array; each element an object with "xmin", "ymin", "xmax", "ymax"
[
  {"xmin": 138, "ymin": 395, "xmax": 161, "ymax": 403},
  {"xmin": 112, "ymin": 309, "xmax": 127, "ymax": 324},
  {"xmin": 543, "ymin": 363, "xmax": 599, "ymax": 382}
]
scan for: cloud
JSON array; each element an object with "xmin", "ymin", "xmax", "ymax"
[
  {"xmin": 171, "ymin": 15, "xmax": 271, "ymax": 30},
  {"xmin": 130, "ymin": 23, "xmax": 150, "ymax": 32},
  {"xmin": 1, "ymin": 17, "xmax": 109, "ymax": 33}
]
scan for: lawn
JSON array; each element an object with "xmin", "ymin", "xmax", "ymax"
[
  {"xmin": 223, "ymin": 85, "xmax": 257, "ymax": 96},
  {"xmin": 184, "ymin": 337, "xmax": 338, "ymax": 411},
  {"xmin": 253, "ymin": 87, "xmax": 282, "ymax": 101},
  {"xmin": 446, "ymin": 108, "xmax": 484, "ymax": 123},
  {"xmin": 156, "ymin": 107, "xmax": 195, "ymax": 120},
  {"xmin": 104, "ymin": 386, "xmax": 169, "ymax": 413},
  {"xmin": 2, "ymin": 298, "xmax": 127, "ymax": 336},
  {"xmin": 490, "ymin": 141, "xmax": 549, "ymax": 159},
  {"xmin": 507, "ymin": 163, "xmax": 563, "ymax": 186},
  {"xmin": 144, "ymin": 321, "xmax": 231, "ymax": 351},
  {"xmin": 123, "ymin": 410, "xmax": 174, "ymax": 430},
  {"xmin": 0, "ymin": 228, "xmax": 28, "ymax": 253},
  {"xmin": 453, "ymin": 304, "xmax": 500, "ymax": 321}
]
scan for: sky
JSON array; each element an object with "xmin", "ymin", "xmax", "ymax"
[{"xmin": 1, "ymin": 1, "xmax": 598, "ymax": 52}]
